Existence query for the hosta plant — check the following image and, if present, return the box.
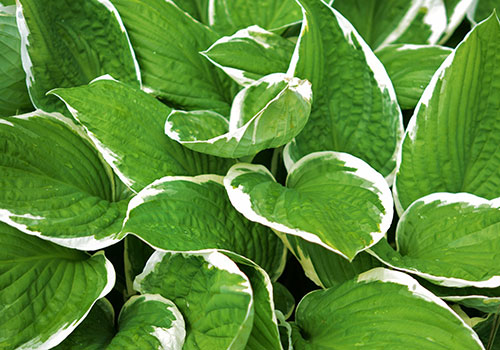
[1,0,500,349]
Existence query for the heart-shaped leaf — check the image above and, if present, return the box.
[0,111,128,250]
[224,151,393,261]
[394,14,500,213]
[16,0,140,113]
[0,223,115,350]
[286,0,403,179]
[165,73,312,159]
[370,192,500,288]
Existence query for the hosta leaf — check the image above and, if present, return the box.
[134,250,253,350]
[272,282,294,320]
[281,234,382,288]
[0,7,32,117]
[394,14,500,212]
[333,0,446,49]
[165,73,312,159]
[172,0,209,24]
[54,295,186,350]
[112,0,236,115]
[443,0,476,40]
[209,0,302,36]
[224,151,393,261]
[468,0,500,23]
[286,0,403,179]
[291,268,484,349]
[474,315,500,350]
[124,235,153,298]
[16,0,140,113]
[51,77,234,193]
[202,25,295,86]
[0,223,115,350]
[122,175,286,281]
[276,311,292,350]
[369,193,500,288]
[0,111,128,250]
[376,44,452,109]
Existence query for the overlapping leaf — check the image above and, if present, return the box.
[0,111,128,250]
[376,44,452,109]
[121,175,287,280]
[286,0,403,179]
[291,268,484,349]
[225,151,393,261]
[16,0,139,113]
[394,14,500,212]
[468,0,499,23]
[202,25,295,86]
[442,0,476,41]
[134,250,253,350]
[165,73,312,158]
[52,77,234,193]
[369,193,500,288]
[0,223,115,350]
[112,0,236,115]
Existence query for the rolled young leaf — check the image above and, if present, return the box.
[286,0,404,180]
[291,268,485,349]
[165,73,312,158]
[121,174,287,281]
[201,25,295,86]
[394,14,500,213]
[16,0,140,113]
[369,193,500,288]
[134,250,254,350]
[112,0,236,115]
[52,77,235,193]
[376,44,452,109]
[0,111,128,250]
[0,223,115,350]
[441,0,476,42]
[224,151,394,261]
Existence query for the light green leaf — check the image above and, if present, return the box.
[54,295,186,350]
[122,175,286,281]
[134,250,254,350]
[376,44,452,109]
[202,25,295,86]
[165,73,312,159]
[16,0,140,113]
[112,0,236,115]
[468,0,500,23]
[51,77,234,193]
[291,268,484,350]
[0,7,32,117]
[0,111,128,250]
[224,151,393,261]
[272,282,295,320]
[286,0,403,179]
[333,0,447,50]
[369,193,500,288]
[0,223,115,350]
[281,233,382,288]
[172,0,209,24]
[394,14,500,212]
[208,0,302,36]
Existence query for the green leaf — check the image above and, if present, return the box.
[54,295,186,350]
[172,0,209,24]
[291,268,484,349]
[442,0,476,41]
[202,25,295,86]
[111,0,236,115]
[376,44,452,109]
[0,223,115,350]
[394,14,500,212]
[281,234,382,288]
[474,314,500,350]
[0,111,128,250]
[53,299,116,350]
[124,235,153,298]
[122,175,286,281]
[16,0,140,113]
[0,7,32,117]
[286,0,403,179]
[333,0,447,49]
[468,0,500,23]
[165,73,312,159]
[369,193,500,288]
[51,77,234,193]
[272,282,295,320]
[134,250,254,350]
[224,151,393,261]
[208,0,302,36]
